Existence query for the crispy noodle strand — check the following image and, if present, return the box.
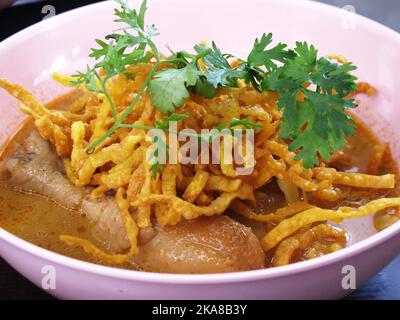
[231,199,314,222]
[272,224,346,266]
[261,197,400,251]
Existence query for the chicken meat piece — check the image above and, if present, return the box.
[136,215,266,273]
[0,130,129,252]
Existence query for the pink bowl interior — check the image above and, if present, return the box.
[0,0,399,287]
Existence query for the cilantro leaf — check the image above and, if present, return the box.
[114,0,141,30]
[279,42,317,83]
[312,58,357,96]
[93,37,145,77]
[148,63,202,113]
[247,33,295,71]
[70,65,102,92]
[261,41,358,168]
[193,76,217,98]
[137,0,147,30]
[194,42,245,88]
[86,0,158,82]
[283,96,355,168]
[89,39,110,60]
[203,68,243,88]
[194,42,230,69]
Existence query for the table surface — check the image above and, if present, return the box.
[0,0,399,300]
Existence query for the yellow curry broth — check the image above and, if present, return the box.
[0,90,398,269]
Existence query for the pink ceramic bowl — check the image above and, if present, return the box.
[0,0,399,300]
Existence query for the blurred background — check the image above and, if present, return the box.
[0,0,399,300]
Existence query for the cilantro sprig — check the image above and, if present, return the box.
[148,56,204,114]
[261,42,357,167]
[194,33,295,93]
[71,0,358,170]
[71,0,213,153]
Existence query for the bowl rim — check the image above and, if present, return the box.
[1,218,399,284]
[0,0,400,284]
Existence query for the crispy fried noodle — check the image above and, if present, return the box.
[1,74,399,266]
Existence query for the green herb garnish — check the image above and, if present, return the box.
[71,0,358,169]
[262,42,357,167]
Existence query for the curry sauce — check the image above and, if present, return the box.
[0,91,399,270]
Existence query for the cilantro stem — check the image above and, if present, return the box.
[193,48,212,62]
[97,74,118,122]
[86,61,161,153]
[119,61,161,122]
[85,48,214,154]
[119,124,155,130]
[86,123,117,153]
[177,51,196,59]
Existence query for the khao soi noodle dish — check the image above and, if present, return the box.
[0,0,399,273]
